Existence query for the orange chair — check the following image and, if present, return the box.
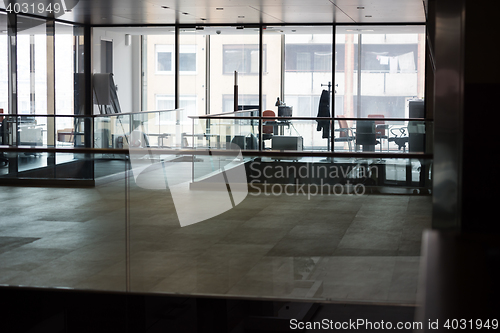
[368,114,388,151]
[263,110,276,140]
[334,115,355,151]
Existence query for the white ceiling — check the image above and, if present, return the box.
[1,0,426,25]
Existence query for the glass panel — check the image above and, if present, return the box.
[127,147,432,300]
[283,26,333,119]
[0,152,126,291]
[17,16,47,115]
[209,27,260,114]
[143,28,176,111]
[55,23,83,115]
[179,28,207,146]
[333,118,432,154]
[335,26,426,118]
[0,13,8,117]
[93,27,174,113]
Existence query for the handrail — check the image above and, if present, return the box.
[204,109,259,117]
[0,146,433,159]
[1,109,181,119]
[3,113,430,122]
[189,115,431,121]
[93,108,181,117]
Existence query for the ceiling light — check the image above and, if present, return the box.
[238,16,245,18]
[357,6,365,9]
[216,8,224,10]
[365,15,372,17]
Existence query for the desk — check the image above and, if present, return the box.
[263,120,290,136]
[182,132,221,149]
[147,133,172,148]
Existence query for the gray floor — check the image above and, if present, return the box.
[0,173,431,305]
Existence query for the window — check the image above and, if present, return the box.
[156,45,173,73]
[223,45,266,74]
[179,45,196,72]
[285,44,332,72]
[156,45,196,74]
[362,44,418,73]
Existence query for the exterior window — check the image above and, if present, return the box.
[223,45,265,74]
[286,44,332,72]
[179,45,196,73]
[156,45,196,74]
[156,45,173,73]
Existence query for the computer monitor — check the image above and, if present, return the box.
[278,106,292,117]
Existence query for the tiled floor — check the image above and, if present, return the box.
[0,170,431,305]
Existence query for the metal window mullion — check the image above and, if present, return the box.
[331,26,336,153]
[7,13,17,118]
[205,34,210,115]
[280,34,285,102]
[356,34,362,118]
[259,26,263,151]
[174,26,179,110]
[30,35,35,114]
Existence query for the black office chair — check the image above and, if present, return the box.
[388,127,409,152]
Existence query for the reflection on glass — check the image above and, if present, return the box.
[335,26,426,119]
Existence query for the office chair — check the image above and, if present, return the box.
[263,110,276,141]
[334,115,355,151]
[388,127,409,152]
[368,114,388,152]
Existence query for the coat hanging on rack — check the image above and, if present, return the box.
[316,90,330,139]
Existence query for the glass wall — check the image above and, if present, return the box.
[0,13,7,117]
[335,26,425,119]
[17,16,47,115]
[262,26,333,150]
[142,27,176,113]
[178,28,206,120]
[208,26,260,114]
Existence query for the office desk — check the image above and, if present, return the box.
[263,120,290,136]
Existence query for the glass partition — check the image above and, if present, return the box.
[208,26,261,114]
[55,22,85,115]
[0,13,8,117]
[1,145,432,303]
[335,26,426,119]
[122,148,432,301]
[0,21,432,306]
